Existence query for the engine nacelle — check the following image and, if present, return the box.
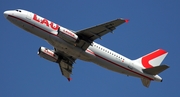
[57,27,78,42]
[37,47,59,62]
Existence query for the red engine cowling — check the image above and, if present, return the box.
[37,47,59,62]
[57,27,78,42]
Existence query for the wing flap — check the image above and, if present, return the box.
[54,48,75,79]
[143,65,169,75]
[59,64,71,78]
[59,60,73,78]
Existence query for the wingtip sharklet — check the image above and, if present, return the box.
[119,18,129,23]
[125,19,129,23]
[67,78,72,81]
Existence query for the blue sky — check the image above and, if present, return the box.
[1,0,180,97]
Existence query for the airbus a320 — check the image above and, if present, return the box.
[4,9,169,87]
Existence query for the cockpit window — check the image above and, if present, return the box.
[16,9,21,12]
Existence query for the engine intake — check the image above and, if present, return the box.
[38,47,59,62]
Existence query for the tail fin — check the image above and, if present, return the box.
[134,49,168,69]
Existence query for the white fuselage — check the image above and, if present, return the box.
[4,9,162,82]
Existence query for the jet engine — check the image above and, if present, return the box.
[37,47,59,62]
[57,27,79,43]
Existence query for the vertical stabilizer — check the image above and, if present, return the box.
[134,49,168,69]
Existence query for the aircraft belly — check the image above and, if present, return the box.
[7,16,24,29]
[91,55,141,78]
[8,15,51,41]
[30,27,49,40]
[92,57,124,74]
[47,35,95,61]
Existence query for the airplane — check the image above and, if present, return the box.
[4,9,169,87]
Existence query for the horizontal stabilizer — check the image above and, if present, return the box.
[141,78,151,88]
[143,65,169,75]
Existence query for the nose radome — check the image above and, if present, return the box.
[4,11,11,18]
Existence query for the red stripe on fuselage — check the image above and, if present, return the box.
[86,50,153,80]
[8,15,76,41]
[8,15,58,36]
[9,15,153,80]
[86,49,95,55]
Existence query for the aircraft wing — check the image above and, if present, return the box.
[55,49,76,81]
[75,18,128,50]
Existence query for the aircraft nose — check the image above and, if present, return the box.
[4,11,10,18]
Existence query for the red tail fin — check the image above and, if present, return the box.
[134,49,168,69]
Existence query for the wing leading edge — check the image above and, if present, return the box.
[75,18,128,50]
